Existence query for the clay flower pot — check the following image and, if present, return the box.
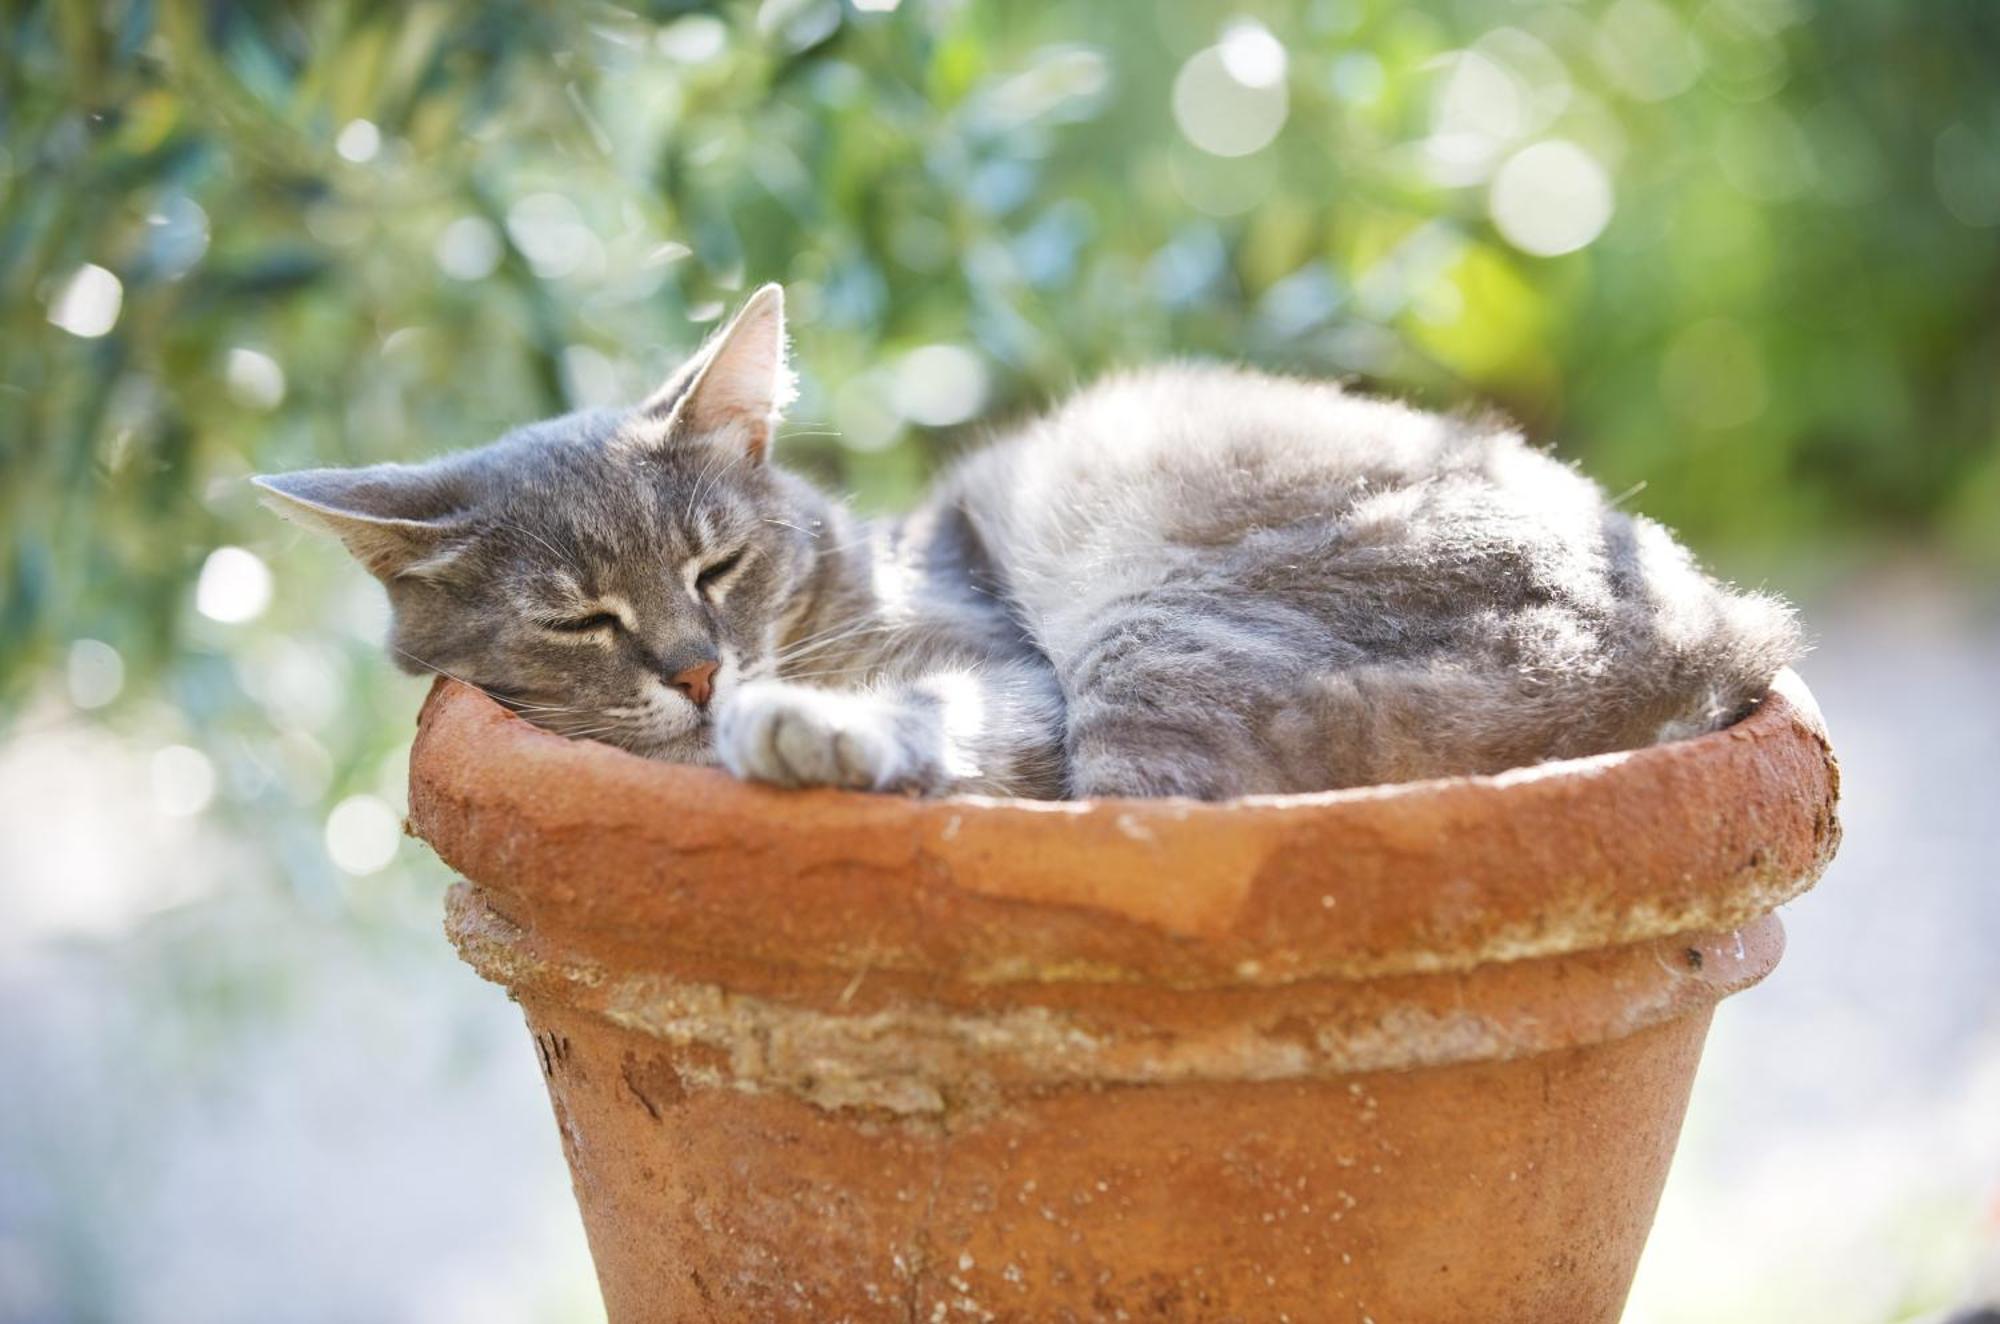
[408,669,1839,1324]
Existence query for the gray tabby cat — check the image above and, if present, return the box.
[255,285,1799,800]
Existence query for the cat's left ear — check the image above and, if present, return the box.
[643,283,795,463]
[251,462,474,582]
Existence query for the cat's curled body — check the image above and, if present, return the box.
[258,286,1799,800]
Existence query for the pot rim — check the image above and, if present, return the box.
[407,669,1839,985]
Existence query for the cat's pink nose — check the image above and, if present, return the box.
[672,659,719,708]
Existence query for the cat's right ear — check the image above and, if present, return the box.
[252,464,472,581]
[638,283,794,463]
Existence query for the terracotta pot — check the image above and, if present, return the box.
[408,670,1839,1324]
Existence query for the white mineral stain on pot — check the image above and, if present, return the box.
[1113,811,1155,842]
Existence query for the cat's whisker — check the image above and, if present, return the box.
[773,620,906,665]
[494,692,597,716]
[389,647,604,722]
[810,532,881,555]
[684,445,746,521]
[775,608,911,651]
[508,697,592,715]
[493,520,573,569]
[546,717,625,741]
[774,638,902,671]
[769,616,877,656]
[681,448,724,520]
[772,621,868,656]
[775,664,879,685]
[390,646,564,714]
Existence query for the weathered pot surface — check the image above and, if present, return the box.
[409,669,1839,1323]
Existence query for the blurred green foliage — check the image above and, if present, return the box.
[4,0,1998,739]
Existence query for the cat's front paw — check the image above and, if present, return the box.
[715,682,909,791]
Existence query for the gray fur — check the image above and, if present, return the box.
[257,286,1800,800]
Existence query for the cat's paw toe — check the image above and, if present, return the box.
[717,683,902,791]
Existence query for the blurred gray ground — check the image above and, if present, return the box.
[1,576,1996,1324]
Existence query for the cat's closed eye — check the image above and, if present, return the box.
[548,612,621,634]
[695,550,746,599]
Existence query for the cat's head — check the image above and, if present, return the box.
[254,284,824,760]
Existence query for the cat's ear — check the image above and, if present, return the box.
[252,464,474,581]
[642,283,795,462]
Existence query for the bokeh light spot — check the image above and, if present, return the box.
[66,639,124,710]
[1217,19,1287,88]
[196,547,274,624]
[1488,140,1614,257]
[1172,38,1289,158]
[1594,0,1701,103]
[657,14,728,62]
[145,193,211,279]
[435,217,503,281]
[47,264,122,338]
[1423,50,1527,186]
[225,348,287,410]
[335,119,381,163]
[893,346,989,427]
[325,794,400,876]
[505,193,599,280]
[832,372,903,453]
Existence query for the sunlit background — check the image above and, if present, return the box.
[3,2,1997,1321]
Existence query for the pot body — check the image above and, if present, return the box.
[512,990,1711,1324]
[412,673,1839,1324]
[450,883,1783,1324]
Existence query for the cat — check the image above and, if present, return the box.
[254,284,1800,800]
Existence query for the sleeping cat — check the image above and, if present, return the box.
[255,284,1799,800]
